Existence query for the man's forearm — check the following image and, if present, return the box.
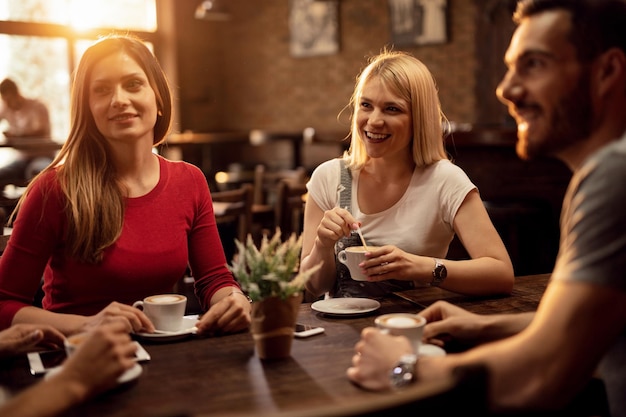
[480,312,534,343]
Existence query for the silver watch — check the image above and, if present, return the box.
[430,258,447,287]
[389,353,418,389]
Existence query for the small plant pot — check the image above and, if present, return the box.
[250,292,303,360]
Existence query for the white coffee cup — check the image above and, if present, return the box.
[132,294,187,332]
[375,313,427,354]
[64,332,89,357]
[337,245,380,281]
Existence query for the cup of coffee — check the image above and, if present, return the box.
[132,294,187,332]
[64,332,89,357]
[337,245,380,281]
[375,313,427,354]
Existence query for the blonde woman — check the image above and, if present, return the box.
[0,35,250,335]
[301,50,514,298]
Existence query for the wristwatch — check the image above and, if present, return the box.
[390,353,418,389]
[430,258,447,287]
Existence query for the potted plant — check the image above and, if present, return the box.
[229,229,322,360]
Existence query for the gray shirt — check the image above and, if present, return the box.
[553,132,626,417]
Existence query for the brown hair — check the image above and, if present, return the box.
[12,34,172,263]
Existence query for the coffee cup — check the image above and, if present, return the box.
[337,245,380,281]
[375,313,427,354]
[64,332,89,357]
[132,294,187,332]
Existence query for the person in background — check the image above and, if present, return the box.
[347,1,626,415]
[0,78,53,180]
[300,50,514,299]
[0,321,137,417]
[0,34,251,336]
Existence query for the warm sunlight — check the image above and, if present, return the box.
[0,0,156,32]
[0,0,156,141]
[66,0,157,32]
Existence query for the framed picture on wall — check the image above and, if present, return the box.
[388,0,448,46]
[289,0,339,58]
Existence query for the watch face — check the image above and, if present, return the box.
[390,354,417,388]
[436,263,447,279]
[431,260,447,286]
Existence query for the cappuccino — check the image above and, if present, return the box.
[379,315,423,329]
[64,332,88,356]
[145,294,186,304]
[375,313,426,354]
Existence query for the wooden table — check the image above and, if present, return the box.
[0,274,550,417]
[394,273,550,315]
[0,138,62,156]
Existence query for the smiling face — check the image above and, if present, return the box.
[88,51,158,147]
[354,77,412,161]
[496,10,593,161]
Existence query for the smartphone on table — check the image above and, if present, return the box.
[27,341,151,376]
[294,323,324,338]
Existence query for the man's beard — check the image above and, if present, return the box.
[516,72,593,161]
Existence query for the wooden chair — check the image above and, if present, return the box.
[252,164,307,239]
[0,177,28,220]
[0,234,8,255]
[211,182,254,244]
[274,178,308,241]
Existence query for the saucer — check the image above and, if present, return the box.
[45,362,142,385]
[311,298,381,316]
[419,343,446,357]
[135,316,198,342]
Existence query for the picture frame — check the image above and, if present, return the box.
[289,0,340,58]
[388,0,448,46]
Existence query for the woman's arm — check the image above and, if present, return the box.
[362,191,514,296]
[300,200,356,297]
[12,303,153,336]
[443,190,515,295]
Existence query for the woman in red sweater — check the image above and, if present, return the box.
[0,34,250,336]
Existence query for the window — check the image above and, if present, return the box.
[0,0,157,141]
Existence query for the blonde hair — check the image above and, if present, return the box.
[11,34,172,263]
[343,50,447,170]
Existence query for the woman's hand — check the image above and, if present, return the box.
[0,324,65,358]
[315,207,359,249]
[360,245,426,283]
[196,289,251,336]
[347,327,414,391]
[84,302,154,335]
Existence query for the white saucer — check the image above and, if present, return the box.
[419,343,446,357]
[311,298,381,316]
[45,362,142,385]
[135,316,198,342]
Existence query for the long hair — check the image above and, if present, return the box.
[514,0,626,62]
[343,50,448,171]
[11,34,172,263]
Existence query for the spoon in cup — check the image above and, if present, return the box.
[344,206,369,251]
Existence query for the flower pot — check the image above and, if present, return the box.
[250,292,303,360]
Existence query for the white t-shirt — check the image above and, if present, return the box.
[307,158,477,259]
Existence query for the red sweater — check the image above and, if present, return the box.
[0,156,238,328]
